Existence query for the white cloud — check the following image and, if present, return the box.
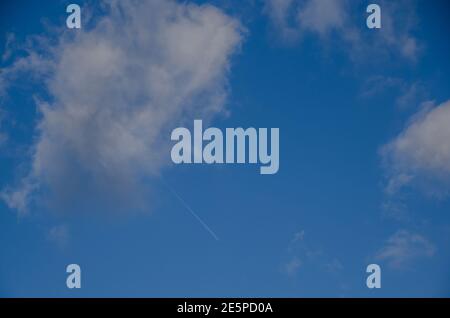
[381,199,409,222]
[0,0,245,214]
[263,0,299,41]
[47,224,69,248]
[381,100,450,196]
[284,257,302,276]
[375,0,420,61]
[264,0,348,41]
[1,180,36,215]
[375,230,435,268]
[0,108,7,146]
[290,230,305,245]
[297,0,347,36]
[324,258,344,273]
[283,230,343,276]
[2,33,16,62]
[264,0,293,28]
[395,82,427,109]
[264,0,420,61]
[361,76,426,110]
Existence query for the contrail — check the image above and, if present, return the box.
[160,177,219,241]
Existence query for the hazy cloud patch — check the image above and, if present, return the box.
[264,0,420,61]
[375,230,435,268]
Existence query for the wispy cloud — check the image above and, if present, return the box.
[395,82,428,110]
[375,230,435,268]
[361,76,427,110]
[264,0,420,61]
[47,224,69,249]
[284,257,302,276]
[283,230,344,277]
[0,108,7,147]
[264,0,349,42]
[297,0,348,36]
[1,33,16,62]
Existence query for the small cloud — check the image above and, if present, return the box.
[284,257,302,276]
[360,76,427,110]
[47,224,69,248]
[395,82,427,109]
[264,0,351,42]
[297,0,347,36]
[290,230,305,244]
[325,258,344,273]
[375,230,435,269]
[0,108,7,146]
[360,75,404,98]
[381,199,410,222]
[283,230,344,277]
[263,0,299,42]
[0,180,36,216]
[384,173,414,196]
[287,229,308,253]
[2,33,16,62]
[402,37,418,59]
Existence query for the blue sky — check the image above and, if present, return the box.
[1,0,450,297]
